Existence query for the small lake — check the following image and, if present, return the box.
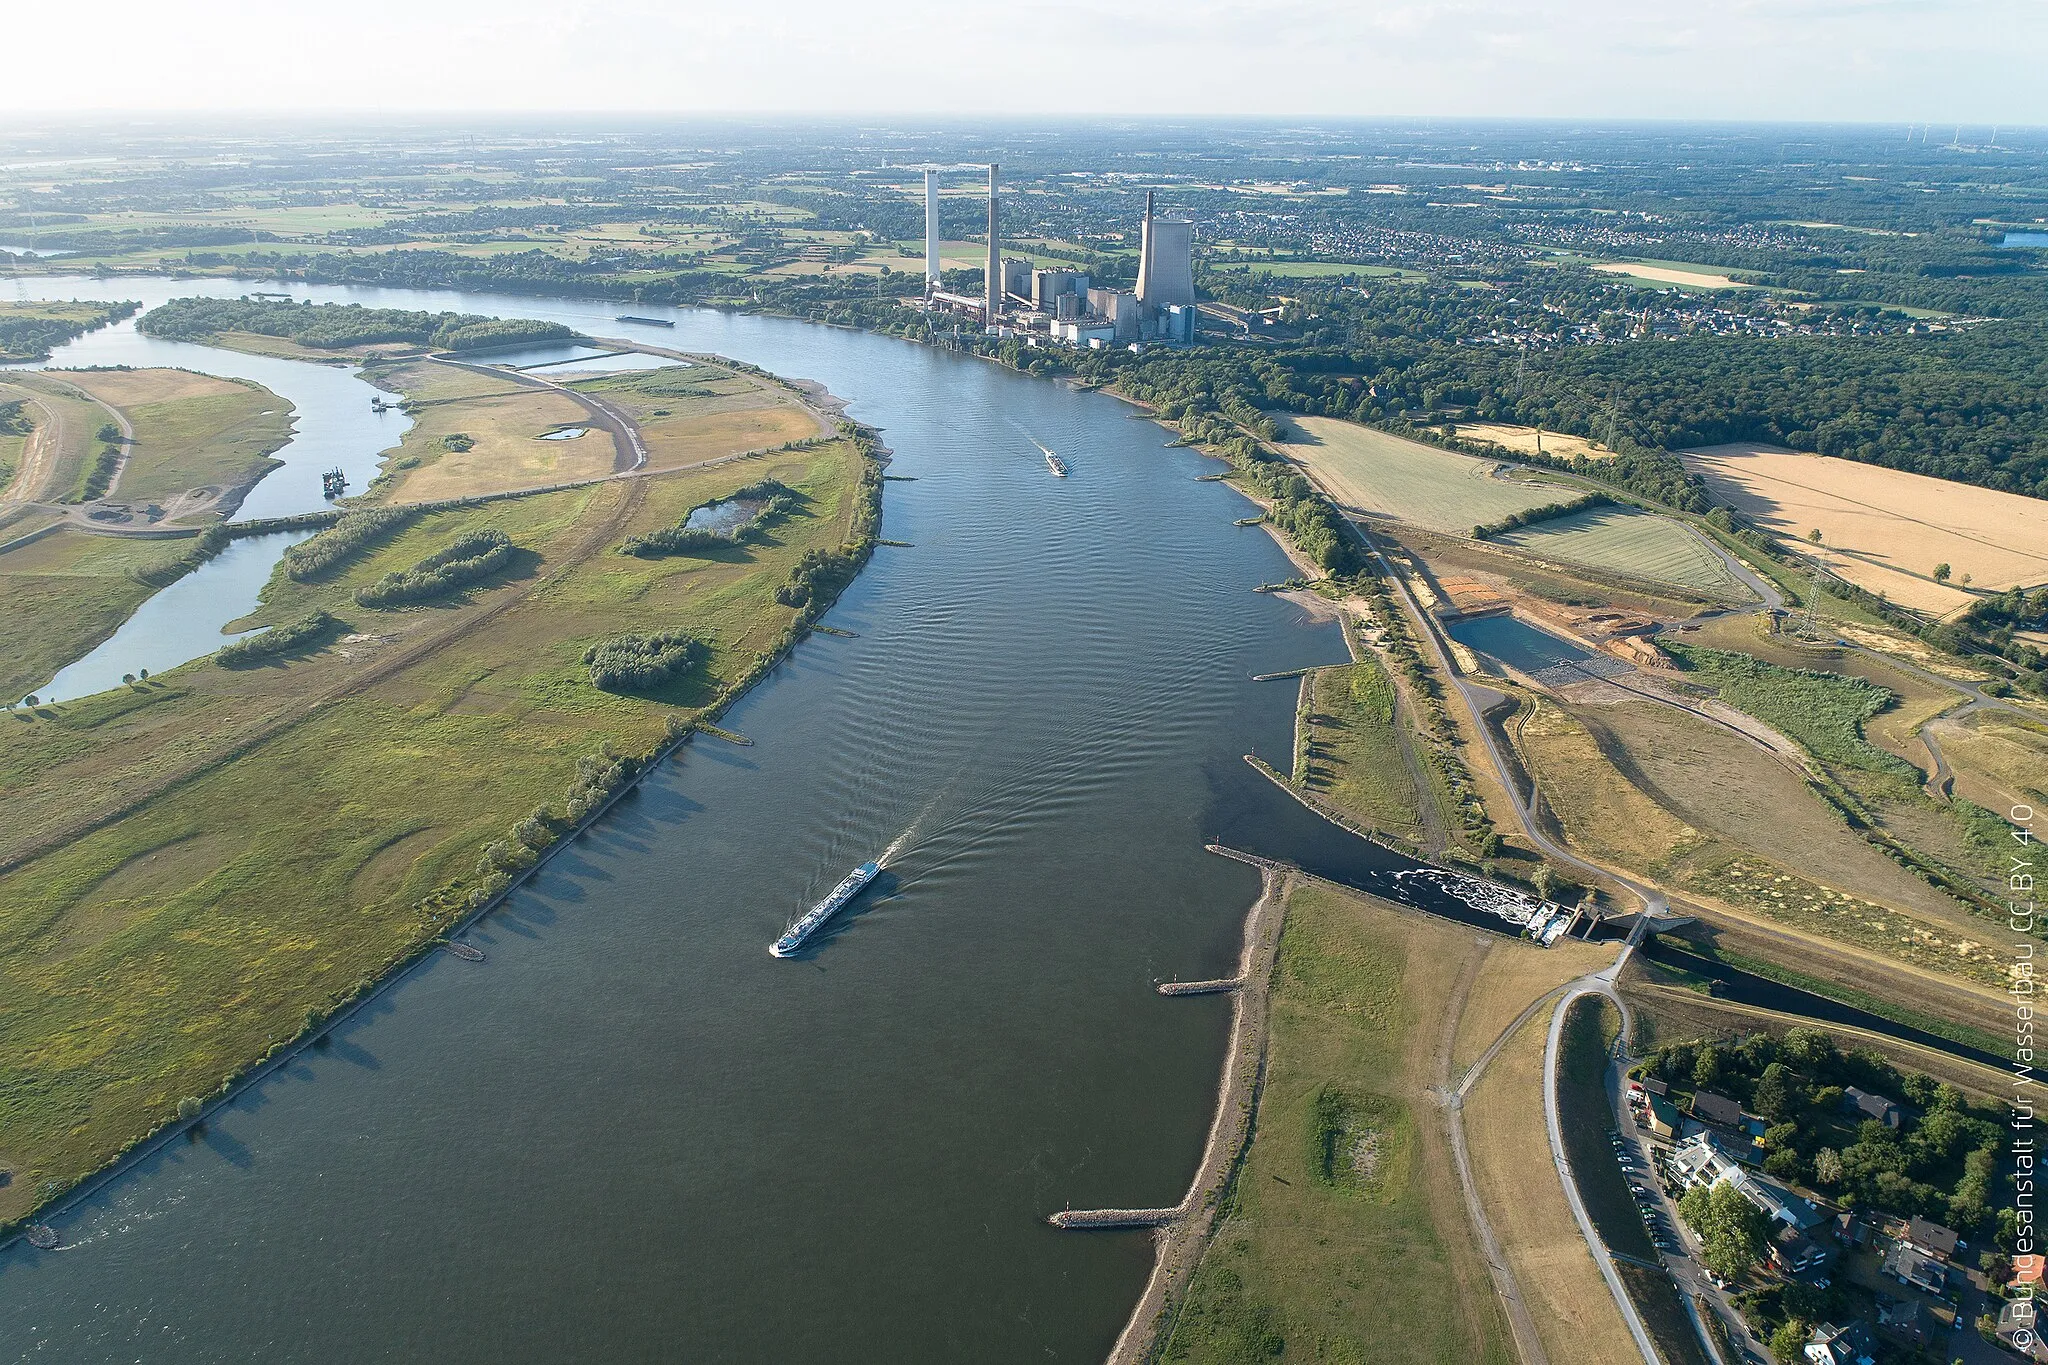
[683,497,760,534]
[1445,612,1595,675]
[2000,231,2048,248]
[536,426,589,441]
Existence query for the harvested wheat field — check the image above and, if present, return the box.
[1454,420,1611,460]
[1591,261,1751,290]
[1496,506,1747,597]
[1684,442,2048,614]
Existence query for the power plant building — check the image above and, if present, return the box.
[1136,191,1196,313]
[984,164,1002,325]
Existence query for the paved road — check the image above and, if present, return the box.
[1687,525,1784,611]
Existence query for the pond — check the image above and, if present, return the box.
[1445,612,1596,676]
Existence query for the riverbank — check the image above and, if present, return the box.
[1102,863,1288,1364]
[0,365,881,1233]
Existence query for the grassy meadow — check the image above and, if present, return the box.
[0,437,870,1225]
[572,365,824,472]
[1274,414,1572,532]
[1295,660,1427,844]
[62,368,295,504]
[363,359,598,500]
[0,529,195,701]
[1161,883,1513,1365]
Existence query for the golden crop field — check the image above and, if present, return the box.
[1683,442,2048,614]
[1274,415,1571,531]
[1453,420,1611,461]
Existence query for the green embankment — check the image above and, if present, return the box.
[1161,883,1513,1365]
[1295,660,1426,841]
[0,437,875,1227]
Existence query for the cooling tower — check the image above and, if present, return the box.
[1136,191,1196,312]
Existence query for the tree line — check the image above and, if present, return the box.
[140,297,577,353]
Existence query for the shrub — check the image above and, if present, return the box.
[282,506,420,581]
[356,528,514,607]
[215,610,337,667]
[584,630,703,693]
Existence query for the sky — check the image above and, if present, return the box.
[4,0,2043,126]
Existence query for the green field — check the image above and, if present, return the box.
[1275,415,1576,532]
[1162,883,1514,1365]
[0,528,195,700]
[0,438,871,1225]
[70,371,296,504]
[1496,507,1747,596]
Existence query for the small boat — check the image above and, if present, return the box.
[444,941,485,962]
[24,1224,59,1250]
[1045,450,1068,477]
[616,316,675,328]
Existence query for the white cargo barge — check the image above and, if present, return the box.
[771,861,881,957]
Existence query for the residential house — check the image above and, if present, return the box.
[1691,1090,1746,1129]
[1645,1095,1680,1139]
[1669,1134,1824,1230]
[1833,1212,1872,1248]
[1905,1216,1961,1261]
[1998,1298,2048,1362]
[1844,1087,1903,1128]
[1804,1320,1877,1365]
[1771,1225,1831,1274]
[1874,1296,1928,1348]
[1881,1241,1949,1296]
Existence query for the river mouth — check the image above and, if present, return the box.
[0,274,1442,1362]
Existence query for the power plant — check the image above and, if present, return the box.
[916,167,1199,348]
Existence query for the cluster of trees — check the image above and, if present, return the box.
[775,547,862,611]
[1677,1181,1773,1283]
[1931,586,2048,682]
[1472,491,1612,539]
[215,611,337,668]
[617,479,797,558]
[0,301,138,362]
[470,745,643,905]
[0,400,28,437]
[139,297,577,353]
[282,506,420,581]
[1645,1029,2004,1232]
[354,528,514,607]
[583,630,702,693]
[76,442,121,501]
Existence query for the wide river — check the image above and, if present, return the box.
[1,276,1487,1362]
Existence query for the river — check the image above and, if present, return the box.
[0,274,1457,1362]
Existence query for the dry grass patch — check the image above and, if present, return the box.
[1449,933,1619,1078]
[1684,442,2048,615]
[1463,1010,1641,1365]
[57,368,243,407]
[1514,696,1703,870]
[1591,261,1750,289]
[367,360,604,500]
[1455,420,1612,460]
[1930,711,2048,814]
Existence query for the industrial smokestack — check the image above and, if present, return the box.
[924,169,940,290]
[985,164,1001,326]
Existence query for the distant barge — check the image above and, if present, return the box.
[771,861,880,957]
[616,316,675,328]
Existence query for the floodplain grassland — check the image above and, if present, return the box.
[1683,441,2048,615]
[0,529,195,701]
[363,360,602,500]
[1928,710,2048,814]
[571,364,825,471]
[0,436,870,1226]
[1295,660,1426,843]
[1161,883,1513,1365]
[1462,1005,1641,1365]
[58,368,295,506]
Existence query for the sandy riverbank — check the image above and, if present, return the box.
[1104,865,1289,1365]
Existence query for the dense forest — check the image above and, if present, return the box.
[0,300,138,362]
[139,297,577,352]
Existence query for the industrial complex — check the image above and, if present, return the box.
[921,168,1199,348]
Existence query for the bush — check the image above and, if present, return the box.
[215,610,337,667]
[282,506,420,581]
[1473,492,1613,539]
[776,547,862,610]
[356,528,514,607]
[584,630,703,693]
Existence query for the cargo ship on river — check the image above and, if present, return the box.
[771,861,881,957]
